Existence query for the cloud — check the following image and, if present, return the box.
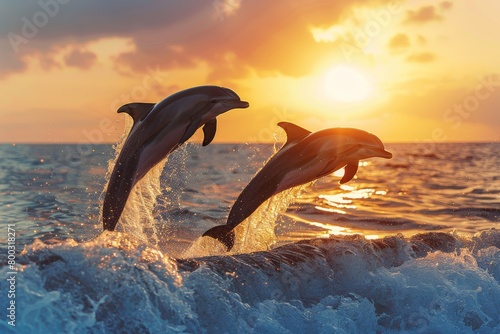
[64,49,97,69]
[0,0,393,79]
[213,0,243,19]
[0,0,214,77]
[406,52,435,63]
[310,25,346,43]
[416,35,427,46]
[112,1,357,79]
[404,6,442,24]
[440,1,453,10]
[387,33,410,50]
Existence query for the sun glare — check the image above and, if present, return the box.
[322,65,372,102]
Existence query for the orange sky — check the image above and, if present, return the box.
[1,0,499,144]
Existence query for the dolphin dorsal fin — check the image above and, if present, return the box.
[277,122,311,146]
[117,103,155,124]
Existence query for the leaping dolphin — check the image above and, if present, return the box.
[202,122,392,250]
[103,85,249,231]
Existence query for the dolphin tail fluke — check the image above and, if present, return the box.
[202,225,236,251]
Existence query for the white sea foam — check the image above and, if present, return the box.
[2,230,498,333]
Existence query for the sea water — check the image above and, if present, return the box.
[0,141,499,333]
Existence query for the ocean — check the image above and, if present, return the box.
[0,141,499,333]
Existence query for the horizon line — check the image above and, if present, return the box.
[0,140,498,146]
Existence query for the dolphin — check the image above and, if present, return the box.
[202,122,392,250]
[102,85,249,231]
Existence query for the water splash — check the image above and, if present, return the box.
[118,162,164,245]
[229,134,314,254]
[232,183,312,254]
[182,140,313,257]
[99,117,165,246]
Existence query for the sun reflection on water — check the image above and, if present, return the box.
[333,169,345,178]
[318,186,376,210]
[297,178,390,240]
[314,206,346,214]
[306,221,380,240]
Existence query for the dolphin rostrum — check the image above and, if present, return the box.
[202,122,392,250]
[103,86,249,231]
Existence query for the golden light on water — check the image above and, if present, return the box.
[299,181,390,240]
[306,221,380,240]
[319,194,356,209]
[318,187,376,211]
[315,206,346,215]
[333,162,371,181]
[339,184,355,191]
[307,221,353,235]
[333,169,345,178]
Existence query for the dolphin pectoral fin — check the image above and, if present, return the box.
[277,122,312,146]
[117,103,155,124]
[179,116,203,144]
[202,119,217,146]
[340,161,359,184]
[202,224,236,251]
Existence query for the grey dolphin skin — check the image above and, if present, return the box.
[103,85,249,231]
[203,122,392,250]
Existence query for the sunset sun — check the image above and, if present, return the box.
[322,65,372,102]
